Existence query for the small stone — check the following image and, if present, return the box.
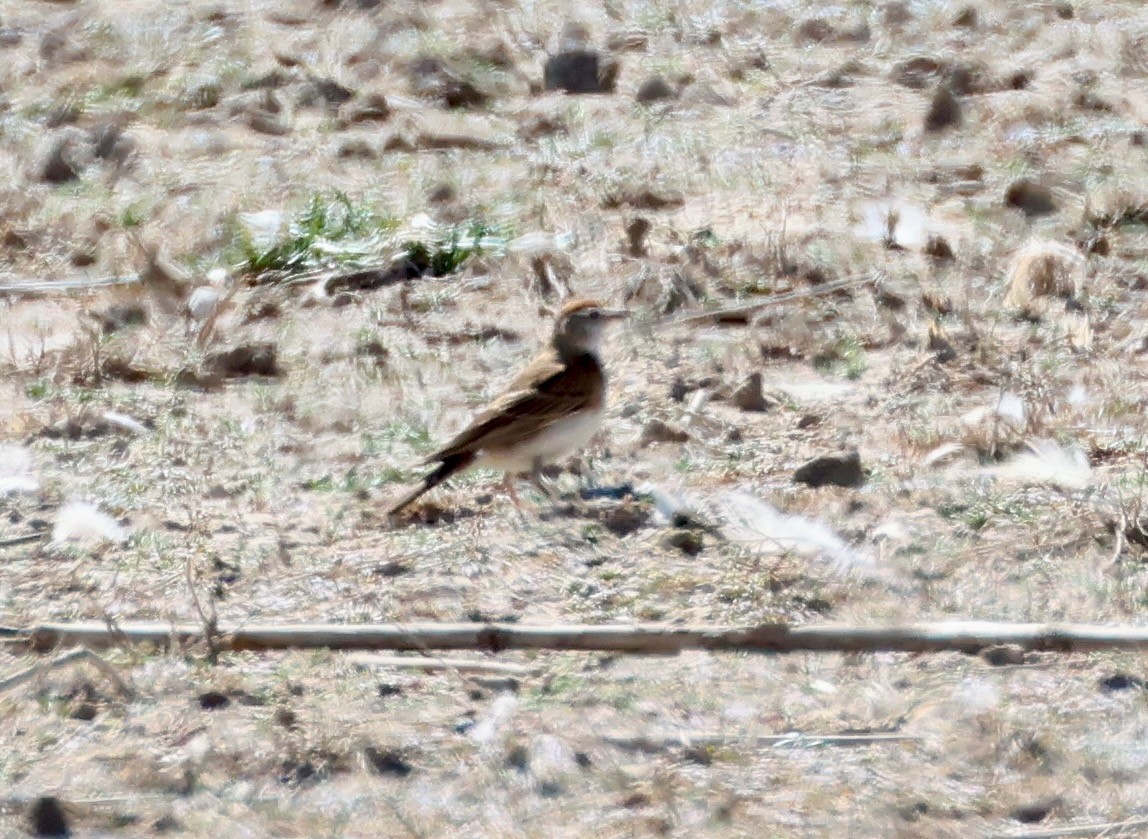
[953,6,977,27]
[732,372,773,412]
[1011,796,1062,824]
[246,109,290,136]
[543,48,619,94]
[1098,673,1146,692]
[924,83,960,132]
[1005,179,1057,217]
[409,57,489,109]
[892,56,945,90]
[663,528,703,556]
[639,418,689,446]
[635,75,676,104]
[274,707,298,728]
[625,216,651,257]
[69,700,98,721]
[794,450,865,488]
[981,644,1025,666]
[207,343,281,377]
[297,77,354,110]
[28,796,69,838]
[364,746,413,776]
[337,90,391,124]
[793,17,835,43]
[198,690,230,710]
[38,128,91,183]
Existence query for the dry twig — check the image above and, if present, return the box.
[0,647,135,697]
[8,620,1148,656]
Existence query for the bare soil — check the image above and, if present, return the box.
[4,0,1148,836]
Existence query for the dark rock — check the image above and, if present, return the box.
[198,691,230,710]
[639,419,689,446]
[663,529,703,555]
[982,645,1026,666]
[1011,796,1062,824]
[89,123,136,166]
[635,75,676,104]
[793,18,835,43]
[364,746,413,776]
[732,372,774,412]
[953,6,977,27]
[28,796,70,838]
[1099,673,1146,692]
[543,48,619,94]
[794,450,865,488]
[207,343,281,377]
[338,90,391,124]
[892,56,945,89]
[1005,178,1057,217]
[409,57,489,109]
[625,216,651,257]
[924,83,960,132]
[69,700,98,721]
[298,77,354,110]
[38,128,91,183]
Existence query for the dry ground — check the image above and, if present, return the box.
[4,0,1148,836]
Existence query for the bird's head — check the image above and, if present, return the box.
[552,298,629,357]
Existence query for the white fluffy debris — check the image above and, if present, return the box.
[469,693,518,748]
[857,200,931,250]
[237,210,287,250]
[187,286,224,322]
[990,438,1091,490]
[960,391,1026,431]
[102,411,150,436]
[922,442,966,469]
[506,230,577,254]
[51,501,129,547]
[715,491,870,573]
[529,734,578,791]
[0,446,39,496]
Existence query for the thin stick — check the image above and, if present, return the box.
[668,274,872,326]
[601,731,920,751]
[0,275,140,295]
[9,620,1148,656]
[0,533,44,548]
[346,654,536,676]
[989,818,1148,839]
[0,647,135,697]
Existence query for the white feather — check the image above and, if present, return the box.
[51,501,129,547]
[0,446,39,496]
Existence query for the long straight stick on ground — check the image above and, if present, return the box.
[5,620,1148,655]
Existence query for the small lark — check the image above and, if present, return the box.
[386,298,628,518]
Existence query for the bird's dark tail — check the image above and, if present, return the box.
[385,453,474,518]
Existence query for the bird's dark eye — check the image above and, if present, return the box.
[588,309,600,320]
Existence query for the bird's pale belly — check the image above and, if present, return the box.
[477,408,604,472]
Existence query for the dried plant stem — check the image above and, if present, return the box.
[8,620,1148,656]
[601,731,920,751]
[0,646,135,697]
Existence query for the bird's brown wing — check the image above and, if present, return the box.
[425,351,603,463]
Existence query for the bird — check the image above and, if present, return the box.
[386,298,628,519]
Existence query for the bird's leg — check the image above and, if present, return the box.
[502,473,524,510]
[528,458,556,499]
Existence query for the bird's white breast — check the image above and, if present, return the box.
[477,408,604,472]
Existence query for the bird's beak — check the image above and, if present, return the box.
[600,308,630,321]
